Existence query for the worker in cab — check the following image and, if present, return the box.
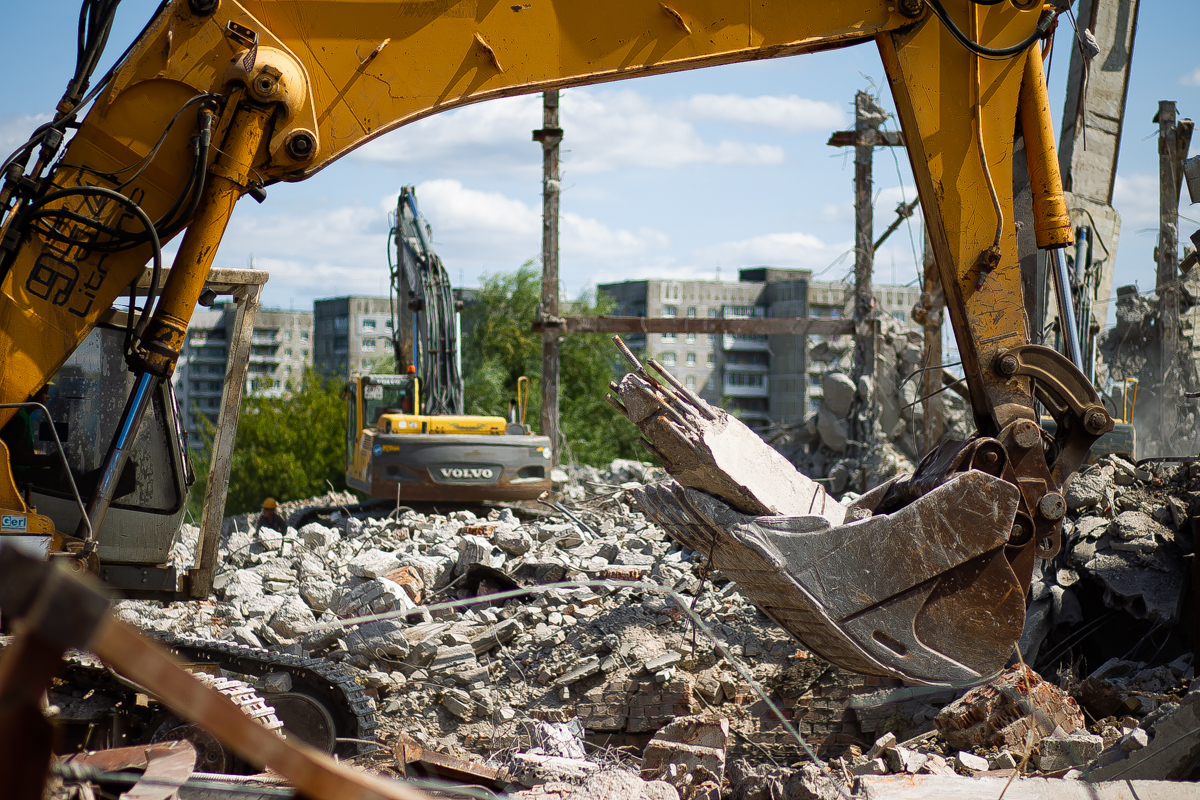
[257,497,286,534]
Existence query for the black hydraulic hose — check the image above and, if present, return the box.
[926,0,1054,60]
[114,94,220,190]
[28,185,161,338]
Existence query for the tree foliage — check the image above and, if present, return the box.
[189,370,347,517]
[463,262,645,466]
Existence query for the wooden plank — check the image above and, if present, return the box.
[537,90,561,465]
[860,775,1200,800]
[188,281,263,598]
[547,316,853,336]
[827,129,904,147]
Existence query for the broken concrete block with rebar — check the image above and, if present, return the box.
[607,367,845,523]
[934,665,1085,751]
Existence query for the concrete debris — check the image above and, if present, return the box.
[107,452,1199,794]
[770,314,964,498]
[1037,730,1104,771]
[510,769,679,800]
[641,716,728,800]
[1086,691,1200,781]
[725,761,844,800]
[934,665,1085,750]
[953,750,988,773]
[860,774,1200,799]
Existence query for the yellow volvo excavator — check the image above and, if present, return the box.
[344,187,553,503]
[0,0,1112,689]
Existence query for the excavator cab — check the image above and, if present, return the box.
[28,323,192,572]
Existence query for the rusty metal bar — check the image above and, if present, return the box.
[539,316,853,336]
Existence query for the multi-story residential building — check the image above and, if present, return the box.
[174,305,314,446]
[313,296,394,378]
[600,270,921,429]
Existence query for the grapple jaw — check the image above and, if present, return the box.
[636,472,1025,687]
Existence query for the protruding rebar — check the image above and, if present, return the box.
[645,357,718,421]
[612,335,642,370]
[604,393,628,415]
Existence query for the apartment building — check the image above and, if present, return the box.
[174,305,314,446]
[600,270,921,429]
[313,296,394,378]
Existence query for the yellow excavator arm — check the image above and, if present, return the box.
[0,0,1110,681]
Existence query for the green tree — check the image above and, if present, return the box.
[463,262,646,466]
[188,369,349,517]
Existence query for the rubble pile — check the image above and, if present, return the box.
[103,451,1200,794]
[117,461,886,782]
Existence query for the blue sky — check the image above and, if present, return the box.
[2,1,1198,313]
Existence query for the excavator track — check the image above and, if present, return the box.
[159,633,378,757]
[7,632,378,759]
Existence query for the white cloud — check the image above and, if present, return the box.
[1180,67,1200,88]
[355,96,541,177]
[562,90,784,174]
[1113,172,1162,230]
[691,231,850,272]
[680,94,844,133]
[212,180,669,305]
[0,113,51,156]
[416,178,539,238]
[355,87,806,176]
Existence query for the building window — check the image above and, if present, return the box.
[662,333,676,342]
[284,365,292,376]
[687,307,696,318]
[663,305,678,318]
[301,331,309,341]
[686,352,696,366]
[362,339,376,351]
[685,375,696,389]
[285,330,292,341]
[302,349,309,358]
[385,319,394,329]
[830,308,840,319]
[285,348,293,357]
[362,319,376,331]
[686,333,696,344]
[334,318,348,332]
[893,311,906,321]
[707,353,714,366]
[662,352,676,366]
[727,372,765,387]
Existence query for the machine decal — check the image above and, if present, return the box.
[1,514,28,532]
[437,467,496,481]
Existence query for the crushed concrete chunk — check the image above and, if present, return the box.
[953,750,988,773]
[1081,549,1186,622]
[350,548,402,579]
[1038,730,1103,771]
[642,716,729,797]
[344,618,410,659]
